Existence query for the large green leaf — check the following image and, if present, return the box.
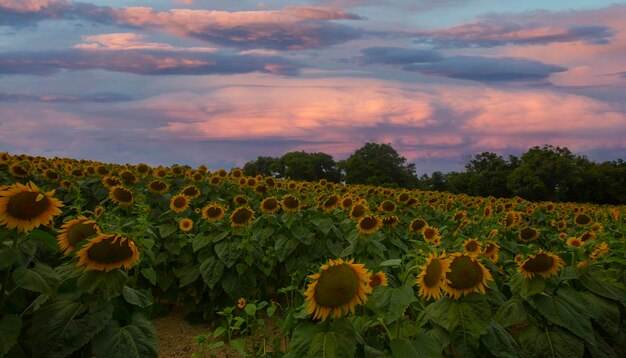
[140,267,157,286]
[586,331,619,358]
[31,297,113,358]
[275,234,298,262]
[494,299,526,327]
[521,276,546,298]
[577,291,621,336]
[427,294,491,339]
[214,239,241,268]
[0,247,19,270]
[372,284,417,324]
[311,217,334,235]
[77,269,127,297]
[580,272,624,302]
[481,321,524,358]
[28,229,58,251]
[92,312,158,358]
[0,315,21,357]
[199,256,225,289]
[174,265,200,287]
[533,293,595,345]
[291,225,314,245]
[285,321,323,358]
[390,333,441,358]
[12,263,60,296]
[307,319,356,358]
[192,231,229,252]
[532,328,584,358]
[122,286,153,308]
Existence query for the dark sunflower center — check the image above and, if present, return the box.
[113,188,133,203]
[67,222,98,246]
[262,199,278,210]
[398,193,409,202]
[173,197,187,208]
[283,196,299,209]
[205,207,223,218]
[506,213,516,226]
[106,178,121,187]
[121,172,136,183]
[12,165,28,176]
[150,181,167,191]
[232,208,252,223]
[183,187,199,196]
[314,264,361,308]
[7,192,51,220]
[485,243,496,254]
[424,228,436,240]
[323,196,339,208]
[411,219,426,231]
[211,177,220,184]
[465,240,479,252]
[520,228,537,240]
[447,256,484,290]
[381,201,395,211]
[423,259,443,287]
[359,216,378,230]
[342,198,353,208]
[370,275,382,287]
[235,197,248,205]
[575,214,591,225]
[87,236,134,264]
[522,253,554,273]
[351,205,365,218]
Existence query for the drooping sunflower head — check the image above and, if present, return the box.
[76,233,139,272]
[108,186,133,206]
[580,231,596,242]
[379,200,396,213]
[409,218,427,232]
[484,242,500,262]
[119,170,137,185]
[504,211,521,229]
[147,179,169,194]
[444,253,493,300]
[340,196,353,210]
[94,205,104,218]
[0,181,64,232]
[169,194,190,213]
[518,250,565,279]
[180,185,201,200]
[233,195,250,207]
[416,251,450,300]
[369,271,388,288]
[8,163,29,178]
[589,242,609,261]
[381,215,400,228]
[102,176,122,189]
[260,197,280,213]
[202,203,226,223]
[356,215,381,235]
[281,195,300,212]
[462,239,482,256]
[574,213,592,226]
[349,203,367,220]
[95,165,110,176]
[135,163,151,176]
[57,215,100,255]
[230,207,255,228]
[305,258,371,320]
[179,218,193,232]
[518,227,540,243]
[321,195,340,212]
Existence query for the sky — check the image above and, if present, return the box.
[1,0,626,174]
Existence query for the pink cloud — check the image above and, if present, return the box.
[74,33,216,52]
[0,0,58,12]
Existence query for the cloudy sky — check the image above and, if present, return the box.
[1,0,625,174]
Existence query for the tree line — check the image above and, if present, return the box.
[243,143,626,205]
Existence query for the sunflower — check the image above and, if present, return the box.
[233,195,250,207]
[396,192,410,204]
[179,218,193,232]
[356,215,381,235]
[57,216,100,255]
[518,227,540,243]
[75,233,139,272]
[545,203,555,212]
[260,197,280,213]
[94,205,104,218]
[340,196,353,210]
[574,213,592,226]
[60,179,73,190]
[409,218,428,232]
[0,152,10,164]
[484,242,500,262]
[153,168,168,178]
[281,195,300,212]
[444,253,493,300]
[416,252,450,300]
[349,203,367,220]
[518,250,565,279]
[0,182,63,232]
[580,231,596,242]
[202,204,226,223]
[95,165,110,176]
[369,271,388,288]
[264,177,275,187]
[230,207,255,228]
[119,170,137,185]
[147,180,169,194]
[135,163,151,176]
[422,226,441,244]
[305,258,371,320]
[321,195,340,212]
[180,185,201,200]
[379,200,396,213]
[503,211,522,229]
[237,298,246,309]
[462,239,482,256]
[381,215,400,228]
[102,176,122,189]
[8,163,29,178]
[589,242,609,261]
[42,169,60,181]
[169,194,190,213]
[566,237,583,248]
[230,168,243,179]
[109,186,134,206]
[254,184,268,195]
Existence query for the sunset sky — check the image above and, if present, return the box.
[1,0,625,174]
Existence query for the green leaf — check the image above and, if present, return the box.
[0,247,19,270]
[533,293,595,345]
[0,315,21,357]
[372,284,417,324]
[307,319,356,358]
[140,267,157,286]
[31,297,113,358]
[122,286,153,308]
[285,321,323,358]
[378,259,402,267]
[158,224,177,238]
[558,266,580,281]
[244,303,256,316]
[480,321,524,358]
[390,338,420,358]
[586,331,619,358]
[230,338,247,357]
[28,229,58,251]
[578,291,620,335]
[390,333,441,358]
[175,266,200,287]
[214,239,241,268]
[521,276,546,298]
[275,234,298,262]
[199,256,225,289]
[580,272,623,302]
[427,294,491,338]
[12,263,59,296]
[92,312,158,358]
[193,231,229,252]
[311,217,334,235]
[77,269,127,297]
[494,299,527,327]
[532,328,584,358]
[291,225,313,245]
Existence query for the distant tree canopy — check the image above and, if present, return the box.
[242,143,626,205]
[340,143,417,188]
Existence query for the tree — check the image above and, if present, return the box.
[242,156,281,177]
[280,151,342,182]
[341,143,417,187]
[463,152,516,197]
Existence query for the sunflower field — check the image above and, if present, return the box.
[0,152,625,358]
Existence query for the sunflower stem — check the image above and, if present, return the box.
[0,232,20,313]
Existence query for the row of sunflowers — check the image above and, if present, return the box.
[0,151,624,357]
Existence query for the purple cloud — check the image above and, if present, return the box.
[403,55,566,82]
[357,47,443,65]
[0,92,133,103]
[0,48,301,76]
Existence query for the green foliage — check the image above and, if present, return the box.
[342,142,417,187]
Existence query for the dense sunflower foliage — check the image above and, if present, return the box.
[0,151,625,358]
